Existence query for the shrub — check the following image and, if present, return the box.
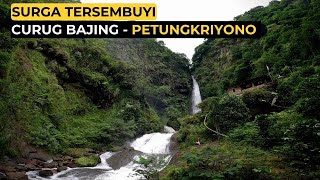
[206,95,250,134]
[256,112,320,175]
[293,75,320,118]
[228,122,263,146]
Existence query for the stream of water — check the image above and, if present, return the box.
[27,126,175,180]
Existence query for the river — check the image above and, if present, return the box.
[27,126,175,180]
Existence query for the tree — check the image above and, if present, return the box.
[207,95,250,134]
[134,154,170,180]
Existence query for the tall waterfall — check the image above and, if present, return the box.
[191,76,202,114]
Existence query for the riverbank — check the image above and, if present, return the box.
[0,146,101,180]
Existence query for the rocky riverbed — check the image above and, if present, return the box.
[0,146,99,180]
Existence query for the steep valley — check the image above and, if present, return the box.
[1,0,320,179]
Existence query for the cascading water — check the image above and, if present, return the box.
[163,126,176,133]
[27,127,175,180]
[191,76,202,114]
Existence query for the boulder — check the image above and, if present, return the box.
[43,161,58,168]
[24,163,38,171]
[38,170,53,177]
[106,149,143,170]
[66,162,77,168]
[57,166,68,172]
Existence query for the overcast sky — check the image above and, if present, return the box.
[81,0,273,59]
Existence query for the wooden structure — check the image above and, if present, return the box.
[227,75,272,95]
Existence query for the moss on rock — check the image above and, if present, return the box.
[75,155,100,167]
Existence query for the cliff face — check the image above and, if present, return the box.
[105,39,191,126]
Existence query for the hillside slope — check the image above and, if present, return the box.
[0,2,191,161]
[163,0,320,179]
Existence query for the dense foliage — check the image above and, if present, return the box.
[0,1,191,157]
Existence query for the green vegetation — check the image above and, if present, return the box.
[134,155,170,180]
[164,0,320,179]
[164,141,296,180]
[75,155,100,167]
[0,1,190,158]
[1,0,319,179]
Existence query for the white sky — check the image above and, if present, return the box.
[81,0,273,59]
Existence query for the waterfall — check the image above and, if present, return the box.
[130,132,173,154]
[27,127,175,180]
[191,76,202,114]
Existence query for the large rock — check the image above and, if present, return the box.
[38,170,53,177]
[65,162,76,168]
[57,166,68,172]
[169,133,178,153]
[24,163,38,171]
[106,148,143,169]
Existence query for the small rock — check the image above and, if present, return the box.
[6,172,28,180]
[14,165,27,172]
[66,162,76,168]
[58,161,64,167]
[57,166,68,172]
[24,163,38,171]
[53,157,63,161]
[43,161,58,168]
[16,159,27,165]
[0,172,7,180]
[63,156,73,160]
[38,170,53,177]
